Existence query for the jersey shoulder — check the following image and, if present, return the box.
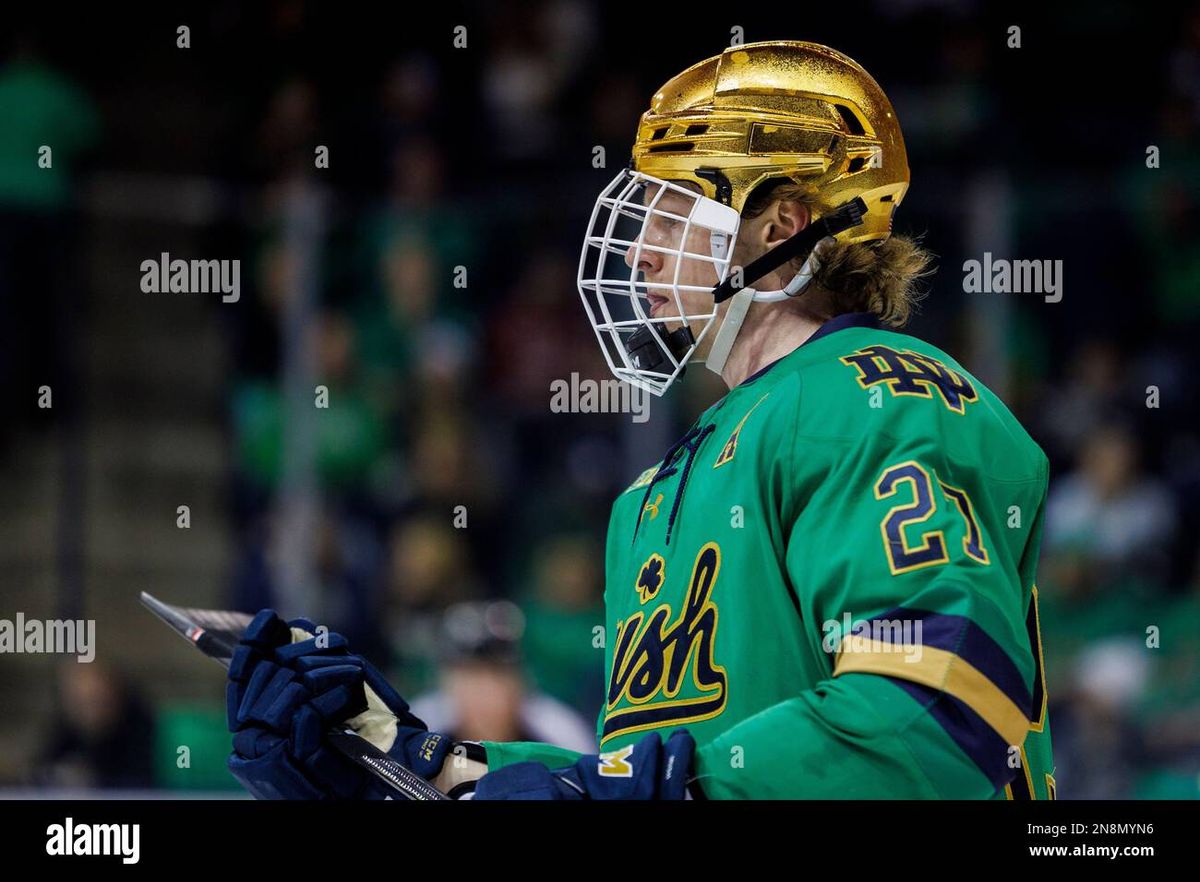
[781,325,1048,483]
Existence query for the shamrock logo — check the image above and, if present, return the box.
[636,554,665,604]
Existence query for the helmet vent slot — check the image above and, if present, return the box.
[647,142,694,153]
[833,103,866,136]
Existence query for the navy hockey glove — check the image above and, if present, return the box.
[472,729,695,800]
[226,609,455,799]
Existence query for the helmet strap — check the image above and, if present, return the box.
[711,196,868,304]
[703,287,755,379]
[750,236,834,303]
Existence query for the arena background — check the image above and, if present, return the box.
[0,1,1197,799]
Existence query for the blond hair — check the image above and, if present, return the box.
[741,181,934,327]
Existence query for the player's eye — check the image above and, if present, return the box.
[650,213,682,232]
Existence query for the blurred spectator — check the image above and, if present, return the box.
[487,248,607,414]
[232,309,389,493]
[1138,588,1200,789]
[410,600,596,751]
[1044,423,1176,594]
[398,408,501,521]
[34,662,155,790]
[479,2,597,162]
[1123,93,1200,331]
[352,138,479,414]
[1049,641,1151,799]
[1034,340,1131,463]
[377,56,441,149]
[231,505,385,655]
[518,533,605,719]
[254,76,320,181]
[383,513,483,694]
[0,32,99,209]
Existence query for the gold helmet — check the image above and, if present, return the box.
[578,41,908,397]
[633,40,909,242]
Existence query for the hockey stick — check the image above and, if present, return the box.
[139,591,449,800]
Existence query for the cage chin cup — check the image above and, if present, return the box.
[625,323,696,376]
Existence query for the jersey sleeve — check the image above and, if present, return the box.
[477,703,602,772]
[691,425,1049,799]
[477,740,587,772]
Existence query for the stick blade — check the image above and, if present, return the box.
[139,591,253,667]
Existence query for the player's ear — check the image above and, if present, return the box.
[758,199,810,251]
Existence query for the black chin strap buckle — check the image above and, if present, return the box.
[625,322,696,376]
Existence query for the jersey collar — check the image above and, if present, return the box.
[736,311,882,388]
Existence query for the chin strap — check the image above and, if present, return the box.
[702,241,829,377]
[750,235,835,303]
[702,236,828,377]
[703,287,755,378]
[710,197,867,304]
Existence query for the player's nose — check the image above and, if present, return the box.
[624,242,662,276]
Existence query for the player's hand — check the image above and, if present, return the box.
[471,729,696,800]
[225,609,454,799]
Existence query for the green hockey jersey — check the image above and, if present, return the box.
[483,313,1055,799]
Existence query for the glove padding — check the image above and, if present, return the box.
[226,609,453,799]
[472,729,695,800]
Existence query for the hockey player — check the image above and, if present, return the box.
[226,40,1054,799]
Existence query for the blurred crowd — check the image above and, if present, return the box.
[2,1,1198,797]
